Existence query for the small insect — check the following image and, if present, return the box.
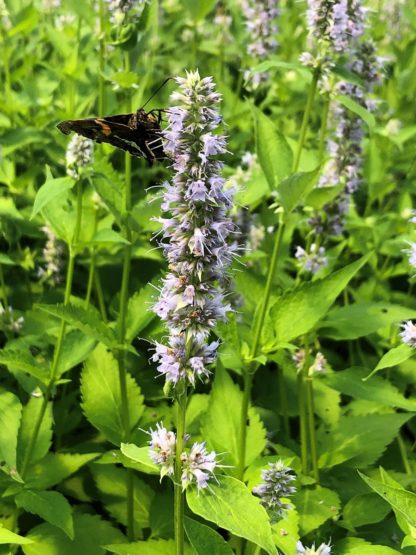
[57,79,170,165]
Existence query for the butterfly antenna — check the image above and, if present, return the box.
[140,77,173,111]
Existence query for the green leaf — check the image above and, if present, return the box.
[0,349,50,384]
[26,453,99,490]
[323,367,416,410]
[271,508,300,555]
[92,159,124,225]
[186,475,276,555]
[294,485,340,535]
[359,471,416,528]
[126,283,157,343]
[23,513,125,555]
[278,169,319,213]
[318,414,412,469]
[119,444,159,474]
[81,344,144,445]
[0,391,22,470]
[336,537,402,555]
[251,104,293,190]
[90,229,130,246]
[366,343,414,380]
[15,490,74,539]
[0,253,16,265]
[105,539,194,554]
[342,493,390,530]
[17,396,53,472]
[0,526,33,545]
[91,464,154,530]
[319,303,416,340]
[305,184,343,209]
[184,517,234,555]
[36,303,118,350]
[31,177,74,220]
[180,0,216,21]
[336,94,376,132]
[201,365,266,471]
[269,255,370,348]
[57,330,97,377]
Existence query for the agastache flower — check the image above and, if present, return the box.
[296,542,332,555]
[152,70,236,388]
[149,423,176,479]
[66,135,93,180]
[38,225,64,286]
[252,461,296,522]
[180,441,218,491]
[295,244,328,274]
[400,321,416,348]
[0,303,24,334]
[106,0,148,24]
[242,0,279,89]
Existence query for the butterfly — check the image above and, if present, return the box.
[57,108,165,165]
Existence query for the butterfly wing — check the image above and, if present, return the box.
[57,115,146,158]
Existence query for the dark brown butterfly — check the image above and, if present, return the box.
[57,109,165,165]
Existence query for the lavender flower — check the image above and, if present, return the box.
[0,303,24,334]
[152,71,235,388]
[180,441,218,491]
[242,0,279,89]
[400,321,416,348]
[252,461,296,522]
[38,225,64,286]
[404,242,416,269]
[66,135,93,179]
[149,423,176,479]
[296,542,331,555]
[293,349,327,375]
[305,0,365,53]
[295,244,328,274]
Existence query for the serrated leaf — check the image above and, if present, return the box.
[105,539,194,554]
[278,169,319,213]
[336,95,376,132]
[187,475,275,555]
[319,302,416,340]
[342,493,390,530]
[359,471,416,529]
[126,282,157,343]
[0,391,22,470]
[272,508,300,554]
[57,330,97,377]
[0,349,50,384]
[318,414,412,469]
[26,452,99,490]
[92,159,124,224]
[336,537,402,555]
[15,490,74,539]
[323,367,416,411]
[0,526,33,545]
[17,396,53,472]
[23,513,125,555]
[120,444,159,474]
[31,177,75,220]
[91,464,154,530]
[305,184,343,209]
[294,485,340,535]
[90,229,130,245]
[268,255,369,348]
[251,104,293,190]
[36,303,118,349]
[184,517,233,555]
[81,344,144,445]
[366,343,414,379]
[201,365,266,472]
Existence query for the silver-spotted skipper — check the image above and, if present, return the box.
[57,109,165,165]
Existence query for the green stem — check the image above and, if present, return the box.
[237,371,254,480]
[318,93,330,164]
[397,434,412,475]
[297,368,308,475]
[0,264,9,309]
[278,364,290,437]
[21,181,83,479]
[306,376,319,482]
[85,213,98,308]
[117,49,134,541]
[292,66,320,173]
[94,269,107,322]
[174,387,187,555]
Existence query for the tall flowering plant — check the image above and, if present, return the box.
[150,70,235,554]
